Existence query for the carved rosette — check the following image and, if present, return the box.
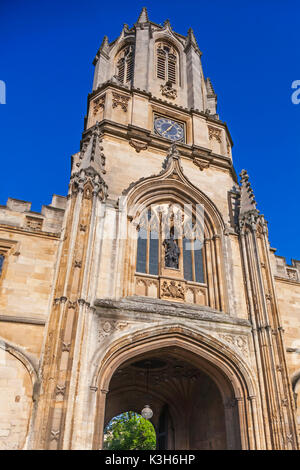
[98,320,129,342]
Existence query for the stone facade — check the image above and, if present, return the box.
[0,8,299,450]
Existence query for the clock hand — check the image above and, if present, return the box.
[162,124,174,135]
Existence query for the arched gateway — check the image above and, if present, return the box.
[90,325,258,450]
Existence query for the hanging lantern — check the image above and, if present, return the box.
[141,360,153,419]
[141,404,153,420]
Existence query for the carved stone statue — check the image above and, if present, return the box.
[163,233,180,269]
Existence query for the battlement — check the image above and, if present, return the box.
[0,195,66,235]
[273,252,300,282]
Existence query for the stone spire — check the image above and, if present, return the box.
[239,170,257,216]
[137,7,149,23]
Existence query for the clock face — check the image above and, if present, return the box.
[154,116,185,142]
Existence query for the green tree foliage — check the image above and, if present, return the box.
[103,411,156,450]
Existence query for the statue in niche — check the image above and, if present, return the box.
[163,231,180,269]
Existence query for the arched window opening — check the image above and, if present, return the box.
[156,43,178,85]
[116,45,135,85]
[135,204,205,284]
[103,411,156,450]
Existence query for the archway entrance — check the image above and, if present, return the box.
[103,347,241,450]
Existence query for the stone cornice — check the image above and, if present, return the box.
[94,296,251,328]
[87,82,234,144]
[82,119,238,182]
[0,225,61,240]
[0,314,46,325]
[274,276,300,287]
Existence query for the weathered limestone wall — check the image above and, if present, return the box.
[274,277,300,435]
[0,195,65,323]
[0,195,65,450]
[0,349,33,450]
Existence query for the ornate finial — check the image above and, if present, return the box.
[162,143,181,170]
[137,7,149,23]
[163,19,172,29]
[167,142,180,159]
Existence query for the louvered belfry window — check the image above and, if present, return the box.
[156,43,178,85]
[116,45,134,84]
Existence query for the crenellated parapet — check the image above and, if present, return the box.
[273,254,300,283]
[0,195,66,235]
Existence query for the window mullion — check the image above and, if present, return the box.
[191,239,196,282]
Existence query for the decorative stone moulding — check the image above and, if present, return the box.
[92,94,106,115]
[112,92,130,112]
[129,138,149,153]
[286,269,298,281]
[208,125,222,143]
[160,82,178,100]
[135,274,207,306]
[161,279,185,300]
[193,158,210,171]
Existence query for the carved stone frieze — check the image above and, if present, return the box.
[112,92,130,112]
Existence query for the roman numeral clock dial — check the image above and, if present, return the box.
[154,116,185,143]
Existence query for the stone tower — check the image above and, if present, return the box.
[0,8,299,450]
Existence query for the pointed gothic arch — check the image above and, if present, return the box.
[90,323,261,450]
[120,147,228,311]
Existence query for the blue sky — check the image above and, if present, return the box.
[0,0,299,262]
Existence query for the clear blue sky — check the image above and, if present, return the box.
[1,0,299,263]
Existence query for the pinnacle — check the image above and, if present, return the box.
[185,28,202,55]
[239,170,258,215]
[100,35,109,51]
[137,6,149,23]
